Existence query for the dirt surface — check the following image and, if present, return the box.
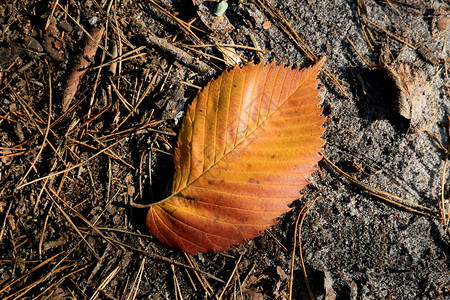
[0,0,449,299]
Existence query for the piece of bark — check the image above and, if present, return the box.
[44,18,64,61]
[62,26,105,112]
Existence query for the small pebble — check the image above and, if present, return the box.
[88,16,98,26]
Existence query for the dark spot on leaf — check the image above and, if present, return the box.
[179,193,197,202]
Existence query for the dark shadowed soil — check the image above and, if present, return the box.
[0,0,449,299]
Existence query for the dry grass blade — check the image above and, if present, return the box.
[16,61,52,188]
[56,3,111,56]
[218,254,243,300]
[297,198,318,300]
[321,153,439,217]
[30,264,89,300]
[346,37,372,67]
[16,138,124,189]
[38,203,54,257]
[84,226,153,238]
[361,16,416,49]
[440,149,449,226]
[171,264,184,300]
[90,46,147,71]
[183,43,274,53]
[48,194,101,260]
[97,233,225,283]
[48,188,116,248]
[3,263,75,300]
[66,104,112,136]
[289,197,318,300]
[90,265,120,300]
[356,0,376,52]
[184,254,214,297]
[146,0,202,44]
[126,258,146,300]
[0,251,63,295]
[265,229,288,252]
[0,201,11,242]
[255,0,348,97]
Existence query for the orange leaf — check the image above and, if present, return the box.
[146,59,326,254]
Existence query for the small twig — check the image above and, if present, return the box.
[63,26,105,111]
[16,60,53,188]
[146,33,215,76]
[321,153,438,217]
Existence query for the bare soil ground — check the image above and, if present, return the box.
[0,0,449,299]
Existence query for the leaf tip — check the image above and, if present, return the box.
[314,56,326,71]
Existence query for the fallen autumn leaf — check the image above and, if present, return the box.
[147,58,326,254]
